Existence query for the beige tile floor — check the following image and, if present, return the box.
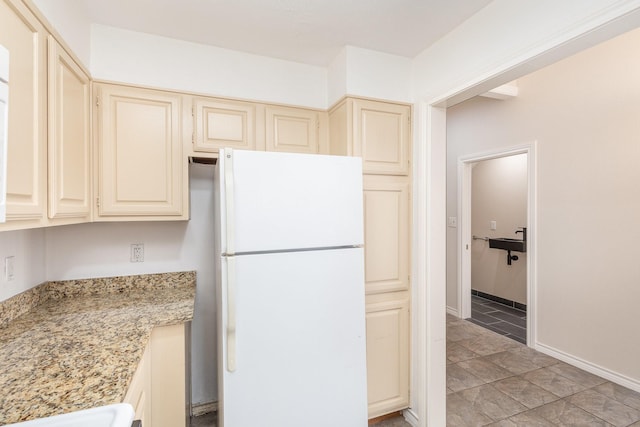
[446,313,640,426]
[191,314,640,426]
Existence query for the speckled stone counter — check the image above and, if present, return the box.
[0,271,196,425]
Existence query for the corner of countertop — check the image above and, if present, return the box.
[0,271,196,328]
[0,283,49,329]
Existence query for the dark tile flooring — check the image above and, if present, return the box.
[469,294,527,344]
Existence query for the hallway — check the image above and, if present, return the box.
[447,314,640,425]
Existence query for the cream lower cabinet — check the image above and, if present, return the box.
[0,0,47,229]
[123,344,151,424]
[123,323,187,427]
[363,176,411,418]
[47,36,91,223]
[94,83,188,220]
[365,293,410,419]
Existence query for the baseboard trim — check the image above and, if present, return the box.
[472,289,527,312]
[191,401,218,417]
[402,408,419,427]
[446,305,459,317]
[535,342,640,393]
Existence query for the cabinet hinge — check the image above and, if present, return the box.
[191,106,195,117]
[96,96,100,107]
[96,197,100,208]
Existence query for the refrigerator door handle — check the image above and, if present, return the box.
[226,255,237,372]
[224,149,235,255]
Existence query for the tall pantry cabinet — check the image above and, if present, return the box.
[329,97,412,418]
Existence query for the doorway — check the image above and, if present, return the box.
[457,145,535,345]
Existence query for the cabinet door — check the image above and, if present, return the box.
[265,105,319,154]
[47,36,91,221]
[0,0,47,226]
[150,323,186,427]
[123,345,151,425]
[366,294,410,418]
[193,97,257,153]
[353,99,410,176]
[363,176,410,295]
[95,84,186,219]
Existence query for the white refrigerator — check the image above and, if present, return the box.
[214,148,368,427]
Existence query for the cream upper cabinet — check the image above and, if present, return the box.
[94,83,188,220]
[0,0,47,228]
[329,97,411,175]
[265,105,320,154]
[47,36,91,222]
[363,175,410,295]
[365,293,410,419]
[191,97,263,154]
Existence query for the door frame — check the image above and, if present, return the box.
[457,144,537,346]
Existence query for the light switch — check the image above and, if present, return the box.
[4,256,15,281]
[447,217,457,228]
[490,220,497,230]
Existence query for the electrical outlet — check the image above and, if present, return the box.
[130,244,144,263]
[4,256,15,281]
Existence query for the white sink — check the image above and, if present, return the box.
[6,403,135,427]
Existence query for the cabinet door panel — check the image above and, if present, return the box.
[123,345,150,425]
[96,84,185,217]
[48,36,90,220]
[150,323,186,427]
[363,176,410,294]
[354,99,410,175]
[0,0,46,223]
[366,295,410,418]
[193,98,256,152]
[266,105,318,154]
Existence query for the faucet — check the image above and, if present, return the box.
[515,227,527,242]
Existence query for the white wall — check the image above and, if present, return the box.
[45,164,217,405]
[470,155,527,304]
[90,24,328,109]
[0,228,46,301]
[446,27,640,387]
[343,46,413,105]
[412,0,640,103]
[32,0,91,68]
[91,25,414,110]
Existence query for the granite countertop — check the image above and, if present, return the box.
[0,271,196,425]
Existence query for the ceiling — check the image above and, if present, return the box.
[81,0,493,66]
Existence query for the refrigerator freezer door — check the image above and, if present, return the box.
[218,248,368,427]
[217,149,364,254]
